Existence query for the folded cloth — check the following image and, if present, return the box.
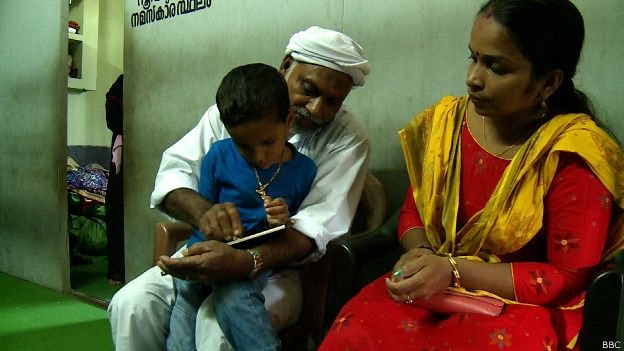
[67,162,108,201]
[285,26,370,86]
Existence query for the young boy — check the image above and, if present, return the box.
[166,63,317,351]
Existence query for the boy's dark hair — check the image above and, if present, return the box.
[216,63,290,128]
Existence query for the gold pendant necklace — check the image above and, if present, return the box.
[253,152,285,200]
[481,115,528,157]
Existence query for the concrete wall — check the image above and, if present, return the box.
[3,1,619,285]
[0,1,69,290]
[122,0,624,279]
[0,0,123,290]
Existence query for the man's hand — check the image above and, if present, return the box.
[263,196,289,227]
[198,202,244,242]
[157,240,253,284]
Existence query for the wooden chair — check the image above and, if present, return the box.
[153,171,388,350]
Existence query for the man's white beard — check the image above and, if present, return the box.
[290,106,332,135]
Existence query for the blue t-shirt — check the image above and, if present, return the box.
[188,139,317,246]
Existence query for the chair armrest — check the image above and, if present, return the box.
[351,172,389,237]
[152,221,193,266]
[579,268,624,349]
[333,210,400,270]
[324,211,402,329]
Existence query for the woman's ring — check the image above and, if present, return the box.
[405,293,413,304]
[392,268,404,281]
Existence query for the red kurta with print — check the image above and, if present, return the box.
[320,118,612,351]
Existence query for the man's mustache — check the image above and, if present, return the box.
[291,106,322,125]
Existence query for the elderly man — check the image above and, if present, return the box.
[107,26,371,350]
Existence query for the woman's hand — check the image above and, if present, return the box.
[385,248,453,303]
[264,196,289,227]
[393,246,434,271]
[198,202,244,242]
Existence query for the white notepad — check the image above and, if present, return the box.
[227,225,286,247]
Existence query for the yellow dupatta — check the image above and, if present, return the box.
[399,96,624,264]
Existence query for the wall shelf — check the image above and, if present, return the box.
[68,0,99,91]
[68,33,84,42]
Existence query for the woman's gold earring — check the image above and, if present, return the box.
[540,100,548,119]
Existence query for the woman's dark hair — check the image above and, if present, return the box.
[478,0,594,117]
[217,63,290,128]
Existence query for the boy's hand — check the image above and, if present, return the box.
[263,196,289,227]
[198,202,244,242]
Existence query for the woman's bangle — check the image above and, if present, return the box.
[446,253,462,288]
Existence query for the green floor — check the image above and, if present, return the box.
[0,271,114,351]
[70,255,122,302]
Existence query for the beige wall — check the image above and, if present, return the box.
[0,1,69,290]
[122,0,624,279]
[0,0,123,289]
[0,1,621,286]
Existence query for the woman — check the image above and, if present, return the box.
[105,74,124,285]
[320,0,624,350]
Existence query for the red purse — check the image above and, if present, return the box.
[408,288,504,316]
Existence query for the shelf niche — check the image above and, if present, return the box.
[68,0,99,91]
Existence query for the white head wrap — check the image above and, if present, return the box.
[285,26,370,87]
